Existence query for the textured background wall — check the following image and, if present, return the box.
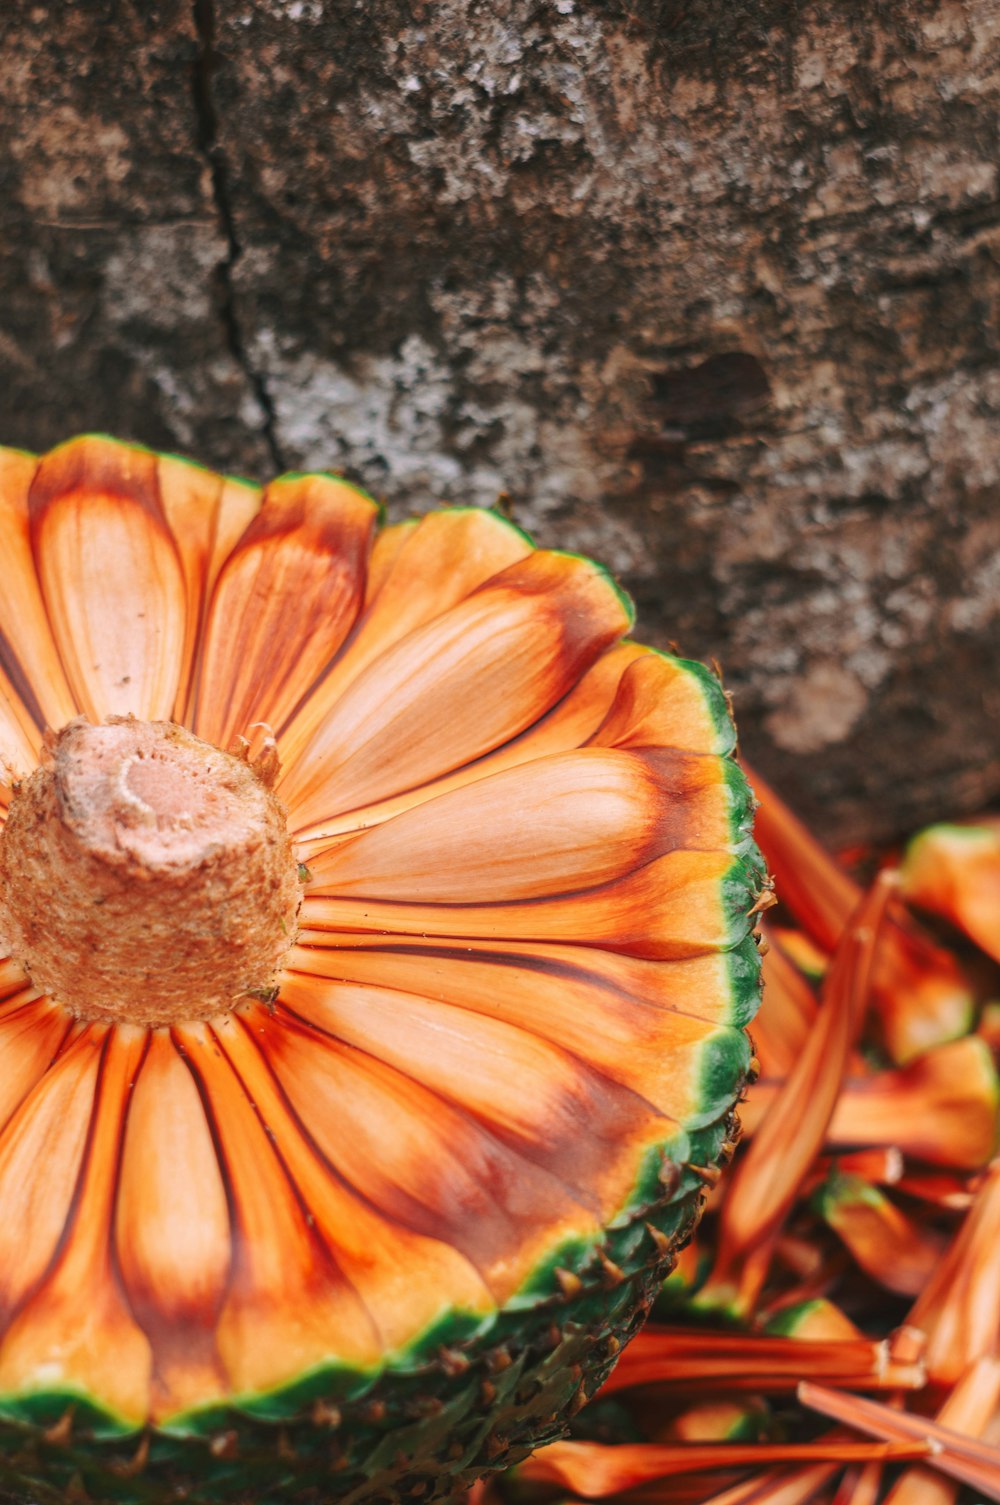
[2,0,998,841]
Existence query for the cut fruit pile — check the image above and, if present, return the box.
[477,771,1000,1504]
[0,436,763,1504]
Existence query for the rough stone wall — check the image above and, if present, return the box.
[1,0,998,841]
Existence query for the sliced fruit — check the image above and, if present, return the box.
[0,438,761,1504]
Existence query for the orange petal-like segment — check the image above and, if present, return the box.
[746,761,972,1062]
[175,1021,382,1395]
[115,1031,232,1418]
[883,1357,1000,1505]
[278,507,534,779]
[27,436,187,722]
[0,994,72,1137]
[0,1026,101,1331]
[818,1175,946,1296]
[302,848,753,960]
[278,971,669,1214]
[297,642,649,846]
[0,446,78,737]
[193,473,378,749]
[827,1037,999,1171]
[589,650,735,756]
[832,1463,884,1505]
[310,748,737,904]
[280,549,632,827]
[809,1147,903,1192]
[211,1013,494,1351]
[602,1326,905,1397]
[0,675,40,800]
[0,957,32,1002]
[517,1438,929,1495]
[697,874,894,1317]
[292,934,748,1029]
[701,1464,843,1505]
[0,448,64,791]
[155,455,261,721]
[288,940,735,1128]
[0,1028,153,1422]
[908,1160,1000,1385]
[901,823,1000,964]
[798,1382,1000,1503]
[349,506,535,666]
[259,1000,598,1302]
[362,518,417,604]
[870,912,975,1065]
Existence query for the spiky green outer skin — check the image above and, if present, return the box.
[0,1109,749,1505]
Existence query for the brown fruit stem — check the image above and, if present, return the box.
[0,717,302,1027]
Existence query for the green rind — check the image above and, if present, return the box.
[720,756,756,854]
[724,933,766,1029]
[689,1025,753,1132]
[719,850,767,949]
[655,651,738,757]
[545,548,637,633]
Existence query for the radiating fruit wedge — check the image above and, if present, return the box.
[0,436,762,1503]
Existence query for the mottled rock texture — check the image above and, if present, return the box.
[1,0,998,841]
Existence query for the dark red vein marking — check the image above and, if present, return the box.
[0,625,47,732]
[192,1020,376,1334]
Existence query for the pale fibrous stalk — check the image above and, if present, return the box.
[0,717,302,1027]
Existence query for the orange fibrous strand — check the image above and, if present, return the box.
[906,1159,1000,1385]
[741,1037,999,1170]
[514,1436,933,1495]
[497,770,1000,1505]
[694,872,895,1317]
[798,1380,1000,1503]
[599,1328,925,1395]
[745,761,973,1062]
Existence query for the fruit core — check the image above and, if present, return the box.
[0,717,301,1027]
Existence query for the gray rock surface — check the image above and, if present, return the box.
[1,0,998,841]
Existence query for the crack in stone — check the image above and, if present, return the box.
[191,0,286,473]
